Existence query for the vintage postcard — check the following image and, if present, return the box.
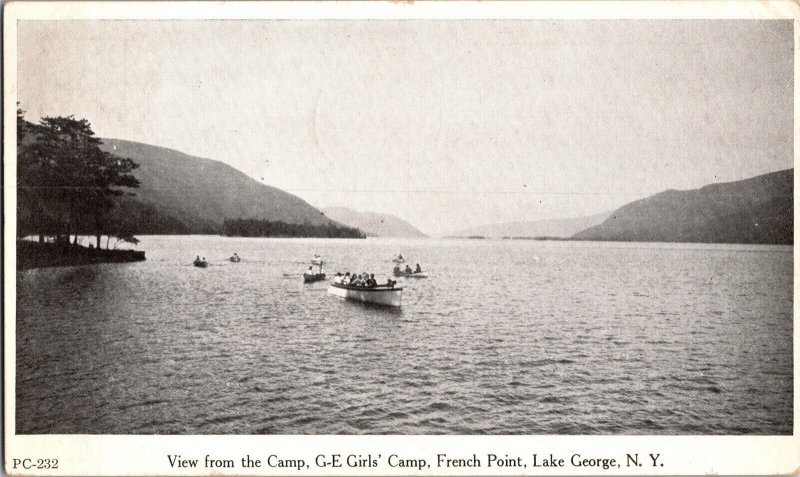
[4,1,799,475]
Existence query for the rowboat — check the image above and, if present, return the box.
[193,260,208,268]
[327,282,403,307]
[394,270,428,278]
[303,272,326,283]
[229,256,241,263]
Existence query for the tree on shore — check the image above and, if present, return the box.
[17,111,141,248]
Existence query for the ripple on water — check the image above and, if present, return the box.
[14,237,793,435]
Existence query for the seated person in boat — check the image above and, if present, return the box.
[307,266,315,274]
[366,274,377,287]
[393,265,401,273]
[405,264,413,274]
[415,263,422,273]
[386,279,396,288]
[332,272,343,284]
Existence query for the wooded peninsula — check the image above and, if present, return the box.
[16,109,147,267]
[16,110,366,268]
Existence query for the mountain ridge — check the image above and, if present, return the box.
[321,207,427,237]
[572,168,793,244]
[98,138,341,233]
[448,211,613,239]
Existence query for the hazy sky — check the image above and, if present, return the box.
[18,20,793,235]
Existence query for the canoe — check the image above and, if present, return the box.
[394,270,428,278]
[303,273,326,283]
[327,282,403,307]
[193,260,208,268]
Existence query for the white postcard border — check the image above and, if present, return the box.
[4,2,799,476]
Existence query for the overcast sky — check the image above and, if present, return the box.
[18,20,793,235]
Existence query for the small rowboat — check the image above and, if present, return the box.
[327,282,403,307]
[229,256,241,263]
[193,260,208,268]
[303,273,326,283]
[394,270,428,278]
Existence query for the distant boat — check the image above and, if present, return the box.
[393,270,428,278]
[229,255,241,263]
[327,282,403,307]
[193,259,208,268]
[392,255,405,263]
[303,272,327,283]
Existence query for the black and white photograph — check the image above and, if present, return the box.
[4,1,798,475]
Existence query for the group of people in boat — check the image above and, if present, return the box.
[394,263,423,274]
[194,253,240,266]
[333,272,395,288]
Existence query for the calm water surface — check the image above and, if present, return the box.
[16,237,792,434]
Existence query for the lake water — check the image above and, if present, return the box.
[16,236,793,434]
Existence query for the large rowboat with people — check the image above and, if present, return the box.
[327,282,403,307]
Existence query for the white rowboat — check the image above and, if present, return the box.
[327,282,403,307]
